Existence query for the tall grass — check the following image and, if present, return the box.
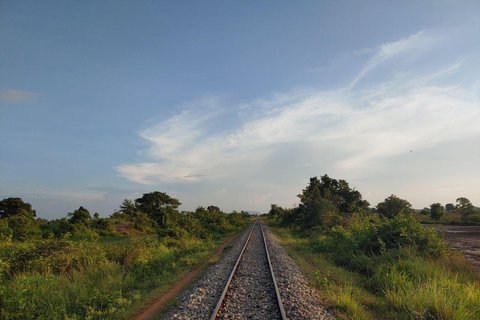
[268,221,480,320]
[0,233,236,319]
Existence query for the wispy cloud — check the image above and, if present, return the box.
[116,26,480,210]
[349,30,440,88]
[0,89,38,102]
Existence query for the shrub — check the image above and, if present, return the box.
[310,214,447,273]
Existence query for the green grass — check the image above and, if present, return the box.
[269,224,480,320]
[0,230,242,320]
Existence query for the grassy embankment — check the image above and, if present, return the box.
[268,219,480,320]
[0,226,246,320]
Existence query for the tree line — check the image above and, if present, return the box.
[0,191,251,241]
[269,174,478,229]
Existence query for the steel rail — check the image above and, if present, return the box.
[209,221,256,320]
[260,221,287,320]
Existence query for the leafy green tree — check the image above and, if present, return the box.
[430,203,444,220]
[299,175,369,217]
[445,203,455,212]
[0,197,36,218]
[135,192,181,228]
[376,195,413,219]
[40,218,73,238]
[0,218,12,241]
[419,208,430,215]
[119,199,136,217]
[8,209,41,241]
[207,205,221,213]
[455,197,475,221]
[68,206,91,225]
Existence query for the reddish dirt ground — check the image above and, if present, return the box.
[128,231,241,320]
[114,223,145,235]
[436,225,480,270]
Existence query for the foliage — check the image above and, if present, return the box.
[68,206,92,225]
[7,210,41,241]
[430,202,444,220]
[271,175,370,230]
[298,175,369,217]
[0,198,36,219]
[376,194,413,219]
[456,197,475,221]
[135,192,181,228]
[270,225,480,320]
[446,203,455,212]
[309,214,447,275]
[119,198,136,217]
[0,214,248,319]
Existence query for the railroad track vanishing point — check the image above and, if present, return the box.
[210,219,287,320]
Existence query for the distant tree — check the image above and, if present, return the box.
[419,208,430,215]
[40,218,72,238]
[430,203,444,220]
[207,205,221,213]
[119,199,136,217]
[268,204,283,219]
[445,203,455,212]
[299,175,370,217]
[240,211,251,219]
[376,195,413,219]
[456,197,475,221]
[8,209,41,241]
[135,192,181,228]
[0,198,36,218]
[68,206,92,225]
[93,212,100,220]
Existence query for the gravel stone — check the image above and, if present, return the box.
[164,221,335,320]
[264,224,336,320]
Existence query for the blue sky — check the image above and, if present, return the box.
[1,1,479,219]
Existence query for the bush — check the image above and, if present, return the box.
[310,214,447,273]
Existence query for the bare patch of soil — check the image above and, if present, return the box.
[113,223,144,235]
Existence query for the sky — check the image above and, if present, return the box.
[1,1,479,219]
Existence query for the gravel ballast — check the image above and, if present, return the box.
[165,220,335,320]
[164,223,255,320]
[264,223,336,320]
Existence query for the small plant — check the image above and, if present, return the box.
[314,270,330,288]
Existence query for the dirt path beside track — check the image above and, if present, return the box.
[129,231,242,320]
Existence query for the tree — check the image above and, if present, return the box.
[419,208,430,215]
[455,197,475,221]
[207,205,221,213]
[119,199,136,217]
[135,192,181,228]
[7,209,41,241]
[68,206,91,225]
[0,198,36,218]
[445,203,455,212]
[298,175,369,217]
[376,195,413,219]
[430,203,444,220]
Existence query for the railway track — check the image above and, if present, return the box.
[210,219,287,320]
[165,220,335,320]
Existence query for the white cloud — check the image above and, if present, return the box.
[349,30,440,88]
[116,27,480,210]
